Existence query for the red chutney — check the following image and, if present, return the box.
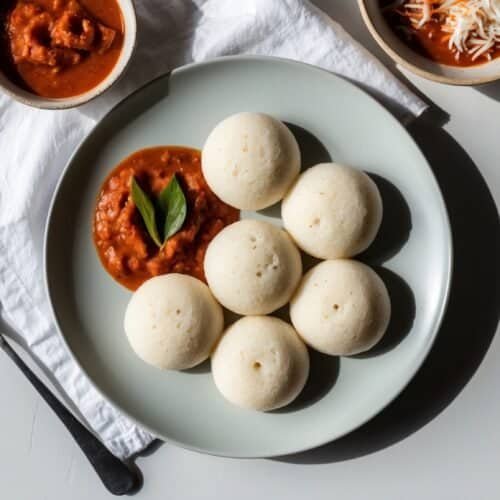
[93,147,240,291]
[1,0,123,98]
[383,5,500,67]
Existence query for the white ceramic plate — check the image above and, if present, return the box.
[45,56,452,458]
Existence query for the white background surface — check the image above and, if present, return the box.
[1,1,499,499]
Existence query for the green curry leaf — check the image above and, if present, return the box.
[130,177,162,248]
[158,174,187,244]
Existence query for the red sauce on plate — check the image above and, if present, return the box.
[93,146,240,291]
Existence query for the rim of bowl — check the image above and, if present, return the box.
[0,0,137,109]
[357,0,500,86]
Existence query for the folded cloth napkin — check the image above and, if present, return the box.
[0,0,426,459]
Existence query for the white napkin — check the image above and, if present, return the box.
[0,0,426,459]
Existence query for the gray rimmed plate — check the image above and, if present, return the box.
[45,56,452,458]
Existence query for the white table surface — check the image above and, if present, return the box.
[2,1,500,499]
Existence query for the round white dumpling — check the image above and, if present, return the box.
[124,274,224,370]
[212,316,310,411]
[202,112,301,210]
[282,163,382,259]
[290,260,391,356]
[204,219,302,315]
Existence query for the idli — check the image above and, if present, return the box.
[212,316,310,411]
[204,219,302,315]
[202,112,300,210]
[282,163,382,259]
[290,260,391,356]
[124,274,224,370]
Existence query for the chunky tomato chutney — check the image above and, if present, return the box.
[94,147,240,291]
[0,0,123,98]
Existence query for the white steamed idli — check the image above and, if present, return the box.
[202,112,301,210]
[290,260,391,356]
[282,163,382,259]
[124,274,224,370]
[211,316,310,411]
[204,219,302,315]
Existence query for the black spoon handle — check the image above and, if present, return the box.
[0,334,139,496]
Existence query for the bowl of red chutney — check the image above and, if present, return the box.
[359,0,500,85]
[0,0,136,108]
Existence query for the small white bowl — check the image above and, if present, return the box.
[0,0,137,109]
[358,0,500,85]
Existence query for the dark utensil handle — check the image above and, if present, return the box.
[0,336,139,496]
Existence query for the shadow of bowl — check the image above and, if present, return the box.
[476,80,500,103]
